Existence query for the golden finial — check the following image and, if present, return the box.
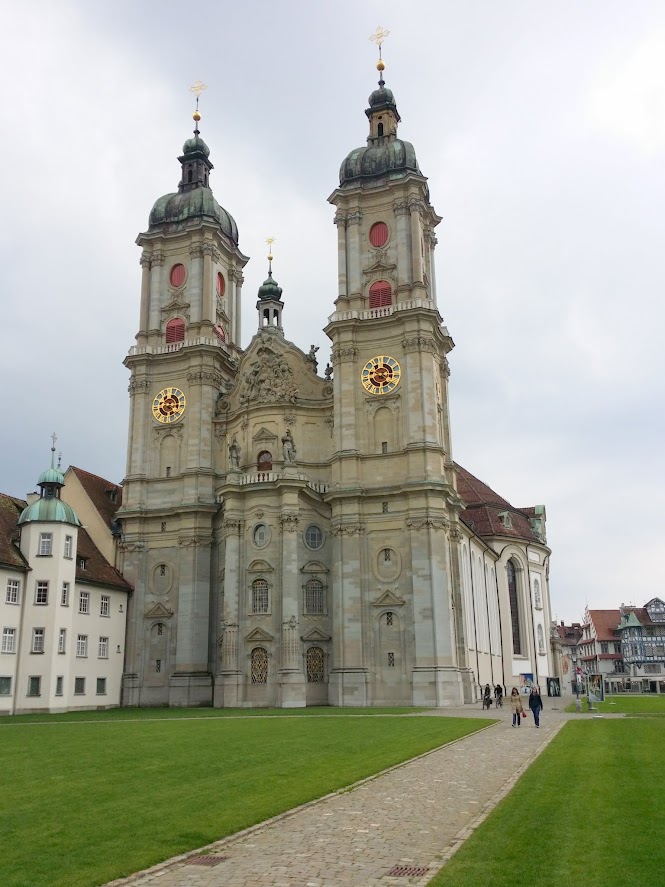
[189,80,208,124]
[369,26,390,73]
[266,236,276,272]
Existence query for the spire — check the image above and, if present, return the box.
[366,27,400,139]
[257,236,284,331]
[179,81,213,192]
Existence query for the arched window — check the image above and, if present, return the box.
[369,279,392,308]
[507,560,522,655]
[304,579,324,614]
[165,318,185,343]
[377,122,384,137]
[169,264,186,287]
[306,646,325,683]
[534,578,542,610]
[257,451,272,471]
[250,647,268,683]
[187,168,193,183]
[251,579,269,614]
[216,272,226,297]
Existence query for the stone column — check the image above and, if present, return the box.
[215,517,243,707]
[428,231,438,306]
[346,210,363,297]
[201,242,213,324]
[393,200,410,291]
[278,510,305,707]
[148,252,164,331]
[188,243,204,325]
[334,211,348,299]
[139,253,151,335]
[328,521,368,706]
[234,273,244,344]
[409,199,424,286]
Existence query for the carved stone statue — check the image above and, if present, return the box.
[305,344,319,373]
[229,438,240,470]
[282,429,296,463]
[324,362,333,381]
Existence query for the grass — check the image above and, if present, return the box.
[563,694,665,714]
[1,713,490,887]
[0,704,427,725]
[428,719,665,887]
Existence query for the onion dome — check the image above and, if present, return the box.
[18,451,80,527]
[257,271,283,301]
[148,109,239,245]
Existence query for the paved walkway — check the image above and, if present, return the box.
[107,706,572,887]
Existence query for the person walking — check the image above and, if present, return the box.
[510,687,524,726]
[528,686,544,727]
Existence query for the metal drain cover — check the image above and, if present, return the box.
[387,865,430,877]
[186,855,228,866]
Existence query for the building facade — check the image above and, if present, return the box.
[0,463,129,714]
[116,59,555,708]
[617,599,665,693]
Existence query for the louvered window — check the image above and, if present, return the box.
[369,222,389,247]
[369,280,392,308]
[169,264,186,287]
[165,318,185,343]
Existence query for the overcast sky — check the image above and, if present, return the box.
[1,1,663,622]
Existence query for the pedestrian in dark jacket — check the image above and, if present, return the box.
[528,686,544,727]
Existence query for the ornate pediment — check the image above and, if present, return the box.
[363,248,397,282]
[247,559,273,573]
[301,561,329,574]
[371,589,405,608]
[145,602,174,619]
[301,627,331,642]
[245,626,274,643]
[252,426,278,443]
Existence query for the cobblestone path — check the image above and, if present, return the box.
[106,708,568,887]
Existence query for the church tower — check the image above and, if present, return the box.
[118,94,248,706]
[325,40,473,705]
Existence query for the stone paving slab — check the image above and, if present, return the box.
[105,706,569,887]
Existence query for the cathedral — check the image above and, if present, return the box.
[115,55,555,709]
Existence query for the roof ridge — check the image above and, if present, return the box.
[70,465,121,488]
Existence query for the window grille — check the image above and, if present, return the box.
[252,579,269,613]
[386,611,394,627]
[384,549,391,562]
[155,659,161,673]
[304,525,323,549]
[0,676,11,695]
[388,652,395,667]
[305,579,325,614]
[253,524,269,547]
[28,676,41,697]
[74,677,85,695]
[96,677,107,695]
[306,646,325,683]
[157,623,163,636]
[251,647,268,683]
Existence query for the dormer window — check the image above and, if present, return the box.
[79,557,87,570]
[498,511,512,530]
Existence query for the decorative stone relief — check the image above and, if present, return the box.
[405,517,450,532]
[128,378,151,396]
[331,346,358,365]
[280,513,300,533]
[144,602,174,620]
[219,621,239,669]
[283,412,296,426]
[365,396,399,418]
[152,424,183,442]
[371,588,405,608]
[151,252,165,266]
[449,525,464,542]
[346,210,363,226]
[333,210,348,228]
[363,249,397,284]
[187,371,224,387]
[239,347,298,404]
[221,519,243,537]
[178,535,213,548]
[331,523,365,537]
[402,336,437,354]
[189,243,204,258]
[392,199,410,217]
[324,413,334,434]
[441,356,451,379]
[119,540,145,552]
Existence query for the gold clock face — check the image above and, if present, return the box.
[152,387,186,424]
[361,355,401,395]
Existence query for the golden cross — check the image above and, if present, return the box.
[189,80,208,99]
[369,26,390,56]
[266,236,276,270]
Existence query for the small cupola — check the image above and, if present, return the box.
[178,88,214,192]
[18,436,80,527]
[256,238,284,332]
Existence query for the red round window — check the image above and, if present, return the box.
[216,272,226,297]
[369,222,389,248]
[169,264,186,287]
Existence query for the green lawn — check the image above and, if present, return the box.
[1,713,489,887]
[564,694,665,714]
[0,704,426,725]
[428,719,665,887]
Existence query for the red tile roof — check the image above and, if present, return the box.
[455,464,544,543]
[557,623,583,645]
[587,610,621,640]
[69,466,122,530]
[76,527,131,591]
[0,493,29,570]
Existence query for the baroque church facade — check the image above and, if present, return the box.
[116,62,555,708]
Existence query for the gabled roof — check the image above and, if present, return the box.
[0,493,29,570]
[587,609,621,640]
[69,466,122,529]
[556,623,583,645]
[454,464,544,544]
[76,527,131,592]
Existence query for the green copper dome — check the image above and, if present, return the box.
[149,188,239,244]
[257,271,283,301]
[37,467,65,486]
[182,134,210,157]
[340,139,421,185]
[18,498,81,527]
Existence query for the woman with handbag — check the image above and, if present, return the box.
[510,687,524,726]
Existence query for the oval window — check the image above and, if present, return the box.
[304,525,323,550]
[169,264,186,287]
[369,222,389,248]
[216,272,225,297]
[253,524,270,547]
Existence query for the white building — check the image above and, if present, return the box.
[0,460,130,714]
